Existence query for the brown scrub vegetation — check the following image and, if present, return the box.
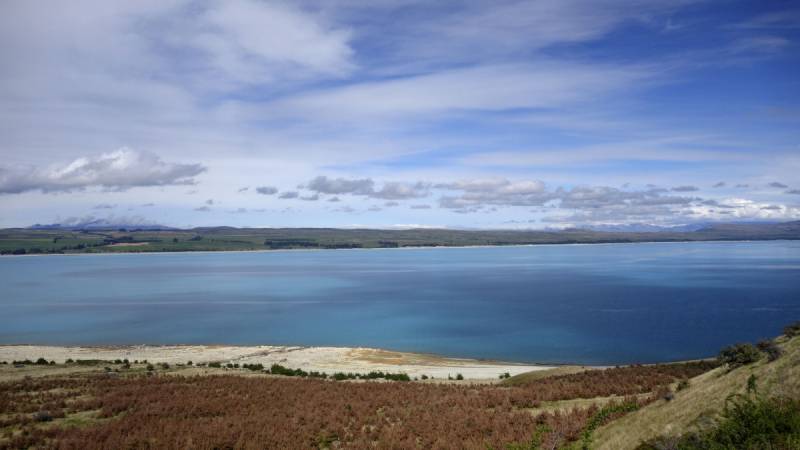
[0,361,716,449]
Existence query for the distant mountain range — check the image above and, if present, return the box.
[27,222,180,231]
[23,221,791,233]
[580,221,783,233]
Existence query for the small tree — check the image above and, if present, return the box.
[783,321,800,338]
[756,338,784,362]
[718,342,761,370]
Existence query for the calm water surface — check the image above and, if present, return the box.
[1,241,799,365]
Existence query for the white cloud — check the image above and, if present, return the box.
[0,148,206,194]
[439,178,554,210]
[268,62,655,121]
[305,176,374,195]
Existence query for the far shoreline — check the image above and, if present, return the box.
[1,238,793,258]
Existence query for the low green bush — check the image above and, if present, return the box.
[717,342,761,370]
[637,392,800,449]
[756,338,784,362]
[783,321,800,338]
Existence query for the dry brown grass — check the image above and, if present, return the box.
[504,366,593,385]
[593,335,800,450]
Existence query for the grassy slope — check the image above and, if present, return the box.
[593,334,800,450]
[503,365,593,385]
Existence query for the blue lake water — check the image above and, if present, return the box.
[1,241,799,365]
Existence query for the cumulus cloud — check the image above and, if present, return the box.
[141,203,154,207]
[194,206,211,212]
[769,182,788,188]
[327,196,341,202]
[712,182,726,188]
[438,177,510,192]
[786,189,800,195]
[439,178,556,211]
[410,204,431,209]
[300,194,319,201]
[0,148,206,194]
[278,191,299,199]
[237,187,249,193]
[371,181,430,200]
[671,186,699,192]
[305,176,374,195]
[304,175,429,200]
[367,206,382,212]
[92,204,116,210]
[735,184,749,188]
[255,186,278,195]
[384,201,399,207]
[333,206,356,213]
[234,208,247,213]
[205,199,214,205]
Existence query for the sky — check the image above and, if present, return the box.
[0,0,798,230]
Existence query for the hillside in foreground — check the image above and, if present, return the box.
[594,331,800,449]
[2,329,799,449]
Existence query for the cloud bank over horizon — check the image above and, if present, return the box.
[0,0,798,229]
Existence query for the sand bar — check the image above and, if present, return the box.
[0,345,554,380]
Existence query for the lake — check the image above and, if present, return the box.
[1,241,799,365]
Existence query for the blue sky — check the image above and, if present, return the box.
[0,0,798,229]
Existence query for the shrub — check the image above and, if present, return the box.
[783,321,800,337]
[456,373,464,380]
[114,359,122,364]
[226,363,233,369]
[421,374,428,380]
[676,379,691,391]
[76,359,103,366]
[123,359,129,364]
[66,358,74,363]
[35,358,49,365]
[160,363,170,370]
[13,359,34,365]
[187,361,192,366]
[35,411,53,422]
[146,364,154,372]
[717,342,761,370]
[208,362,221,368]
[499,372,510,380]
[756,338,784,362]
[637,393,800,449]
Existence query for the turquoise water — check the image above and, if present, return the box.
[1,241,799,365]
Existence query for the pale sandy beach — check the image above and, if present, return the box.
[0,344,554,380]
